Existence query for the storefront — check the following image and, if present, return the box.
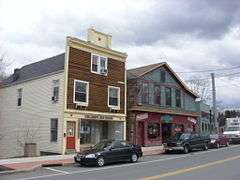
[134,112,198,146]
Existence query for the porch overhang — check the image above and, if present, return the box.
[129,106,200,117]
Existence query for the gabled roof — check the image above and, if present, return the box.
[1,53,65,87]
[127,62,199,98]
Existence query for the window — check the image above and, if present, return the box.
[17,88,23,106]
[175,89,181,108]
[108,86,120,109]
[154,85,161,105]
[148,123,160,139]
[74,80,89,106]
[142,83,149,104]
[165,87,172,106]
[50,119,58,142]
[161,71,166,83]
[52,80,59,102]
[80,121,92,144]
[91,54,108,75]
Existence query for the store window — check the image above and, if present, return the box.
[80,121,92,144]
[148,123,160,139]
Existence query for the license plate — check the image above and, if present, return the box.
[76,157,81,161]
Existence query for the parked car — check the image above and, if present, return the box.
[223,126,240,144]
[163,133,210,154]
[209,134,230,148]
[74,140,143,167]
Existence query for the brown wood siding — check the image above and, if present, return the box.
[67,47,125,113]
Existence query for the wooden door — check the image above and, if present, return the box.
[66,121,76,149]
[138,122,145,146]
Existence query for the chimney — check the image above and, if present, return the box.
[12,68,20,82]
[87,27,112,49]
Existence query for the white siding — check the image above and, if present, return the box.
[0,72,64,158]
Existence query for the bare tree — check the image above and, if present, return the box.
[0,52,9,81]
[187,78,211,102]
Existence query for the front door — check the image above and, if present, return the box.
[138,122,145,146]
[66,121,76,149]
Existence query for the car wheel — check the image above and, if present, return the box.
[130,153,138,163]
[97,156,105,167]
[216,143,220,149]
[203,144,208,151]
[183,145,189,154]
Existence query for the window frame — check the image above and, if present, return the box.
[91,53,108,75]
[17,88,23,106]
[175,89,181,108]
[50,118,58,142]
[52,79,60,102]
[108,86,120,110]
[165,87,172,107]
[73,80,89,106]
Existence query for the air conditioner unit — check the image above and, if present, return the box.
[100,69,108,75]
[51,96,58,102]
[75,104,87,110]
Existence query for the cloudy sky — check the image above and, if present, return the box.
[0,0,240,108]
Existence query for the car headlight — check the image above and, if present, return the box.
[85,154,96,158]
[211,140,216,143]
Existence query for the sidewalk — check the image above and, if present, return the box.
[0,146,163,174]
[0,154,74,173]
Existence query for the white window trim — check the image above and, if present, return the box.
[91,53,108,75]
[73,79,89,106]
[108,86,120,110]
[52,79,60,102]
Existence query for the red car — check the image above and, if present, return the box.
[209,134,230,148]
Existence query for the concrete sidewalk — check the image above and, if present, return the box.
[0,146,163,174]
[0,154,74,173]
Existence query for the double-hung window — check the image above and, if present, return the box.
[74,80,89,106]
[50,118,58,142]
[52,80,59,102]
[165,87,172,106]
[108,86,120,109]
[175,89,181,108]
[17,88,23,106]
[91,54,108,75]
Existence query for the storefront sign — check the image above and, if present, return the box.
[136,113,148,121]
[188,117,197,124]
[84,114,114,120]
[161,115,173,123]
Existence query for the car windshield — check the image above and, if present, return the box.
[176,133,191,140]
[225,127,240,131]
[92,141,112,150]
[210,134,219,139]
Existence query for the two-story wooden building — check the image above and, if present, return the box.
[0,28,127,158]
[127,63,200,147]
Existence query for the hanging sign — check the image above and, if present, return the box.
[161,115,173,123]
[136,113,148,121]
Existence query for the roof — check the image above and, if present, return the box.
[127,62,199,98]
[1,53,65,87]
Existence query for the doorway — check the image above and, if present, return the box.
[162,123,172,143]
[66,121,76,149]
[138,122,145,146]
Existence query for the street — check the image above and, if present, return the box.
[1,145,240,180]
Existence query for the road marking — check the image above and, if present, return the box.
[17,145,240,180]
[44,167,70,174]
[139,154,240,180]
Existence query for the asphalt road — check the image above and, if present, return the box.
[1,144,240,180]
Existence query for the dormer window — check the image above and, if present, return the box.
[91,54,108,75]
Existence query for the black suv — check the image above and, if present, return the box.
[163,133,210,154]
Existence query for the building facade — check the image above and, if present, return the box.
[197,101,212,134]
[0,28,127,158]
[127,63,200,147]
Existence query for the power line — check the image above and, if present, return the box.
[177,65,240,74]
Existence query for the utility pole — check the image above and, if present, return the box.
[211,73,218,133]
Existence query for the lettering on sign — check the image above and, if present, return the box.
[84,114,114,120]
[136,113,148,121]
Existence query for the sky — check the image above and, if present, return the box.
[0,0,240,108]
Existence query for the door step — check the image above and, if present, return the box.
[65,149,76,154]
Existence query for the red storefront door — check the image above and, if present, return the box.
[66,121,76,149]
